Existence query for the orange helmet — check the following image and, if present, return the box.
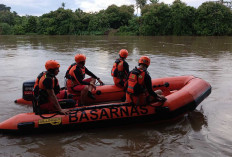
[75,54,86,63]
[138,56,150,67]
[45,60,60,70]
[119,49,128,58]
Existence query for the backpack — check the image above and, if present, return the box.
[111,59,125,78]
[127,67,145,96]
[65,63,76,80]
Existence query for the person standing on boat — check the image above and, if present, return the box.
[33,60,72,115]
[125,56,166,105]
[65,54,104,105]
[111,49,129,88]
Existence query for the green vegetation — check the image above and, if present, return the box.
[0,1,232,36]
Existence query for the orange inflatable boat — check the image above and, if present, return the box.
[15,80,125,105]
[0,76,211,133]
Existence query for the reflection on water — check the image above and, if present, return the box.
[0,35,232,156]
[188,107,208,132]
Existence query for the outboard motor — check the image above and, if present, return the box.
[22,80,35,101]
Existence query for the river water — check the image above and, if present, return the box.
[0,35,231,157]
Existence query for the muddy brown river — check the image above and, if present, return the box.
[0,35,231,156]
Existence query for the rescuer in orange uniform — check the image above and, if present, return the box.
[125,56,166,105]
[65,54,103,105]
[33,60,73,115]
[111,49,129,88]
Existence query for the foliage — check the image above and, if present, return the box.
[169,0,196,35]
[38,8,77,35]
[25,16,38,33]
[0,23,12,34]
[105,5,134,29]
[0,1,231,36]
[136,0,147,10]
[140,3,172,35]
[88,11,109,32]
[150,0,159,4]
[0,10,15,25]
[194,2,232,35]
[0,4,10,11]
[74,10,92,34]
[13,24,25,35]
[118,16,141,35]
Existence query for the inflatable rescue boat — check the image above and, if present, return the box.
[0,76,211,133]
[15,80,125,105]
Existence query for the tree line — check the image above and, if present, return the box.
[0,0,232,36]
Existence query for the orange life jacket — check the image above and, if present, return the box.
[34,72,59,96]
[111,58,127,79]
[68,65,86,85]
[65,63,76,80]
[38,72,59,92]
[34,72,59,105]
[127,67,146,96]
[33,72,45,97]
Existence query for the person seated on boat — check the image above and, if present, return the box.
[65,54,104,106]
[33,60,75,115]
[125,56,166,105]
[111,49,129,88]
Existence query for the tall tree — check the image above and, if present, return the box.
[105,5,134,29]
[88,11,109,32]
[194,2,232,35]
[61,2,65,9]
[170,0,196,35]
[0,4,11,11]
[150,0,159,4]
[135,0,147,15]
[25,16,37,33]
[0,10,15,25]
[140,3,172,35]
